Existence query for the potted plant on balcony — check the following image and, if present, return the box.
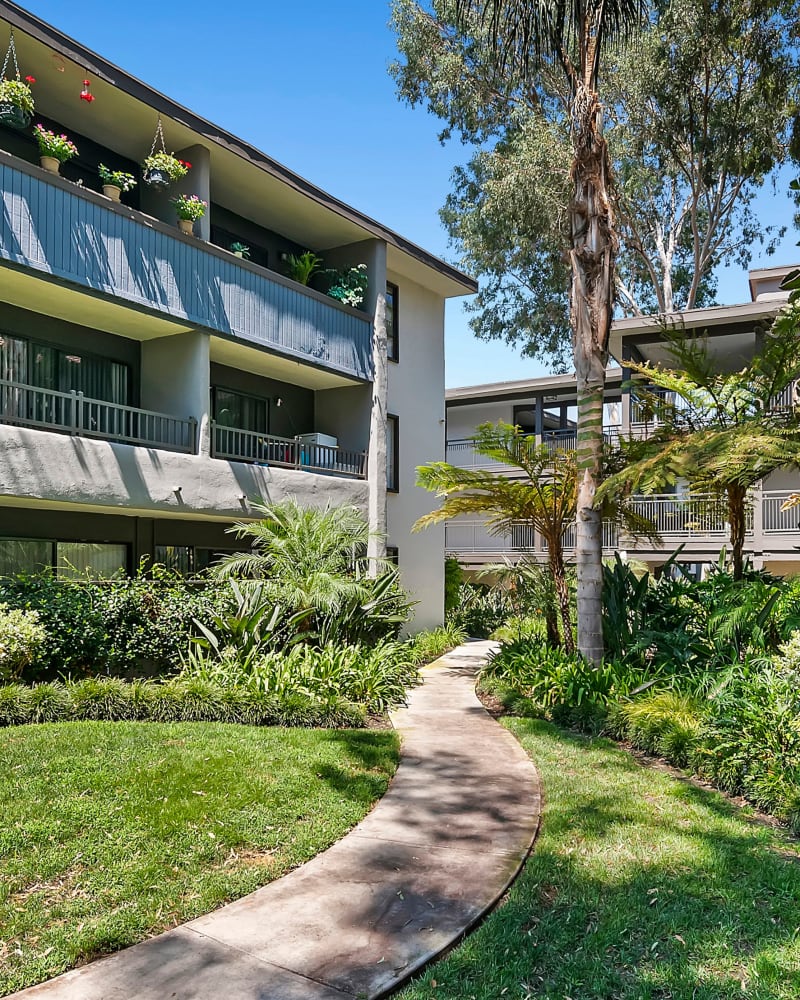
[173,193,206,235]
[285,251,322,286]
[33,124,78,175]
[0,76,35,129]
[98,164,137,202]
[321,263,369,309]
[229,241,250,259]
[142,150,190,188]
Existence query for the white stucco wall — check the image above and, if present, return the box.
[0,427,367,519]
[446,401,515,440]
[386,271,446,631]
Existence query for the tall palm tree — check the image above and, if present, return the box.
[600,315,800,580]
[452,0,647,662]
[415,422,657,651]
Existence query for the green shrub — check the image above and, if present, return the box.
[694,666,800,832]
[611,691,705,767]
[447,583,510,639]
[490,615,546,644]
[0,683,30,725]
[180,640,420,714]
[408,624,467,665]
[481,638,648,731]
[0,603,48,681]
[444,558,463,613]
[69,676,135,721]
[27,682,71,724]
[0,678,367,730]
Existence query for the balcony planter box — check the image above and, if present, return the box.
[0,101,30,129]
[177,218,194,235]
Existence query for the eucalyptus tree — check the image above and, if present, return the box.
[599,312,800,580]
[415,422,657,651]
[446,0,648,663]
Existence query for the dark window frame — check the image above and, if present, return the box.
[386,282,399,363]
[212,385,270,434]
[386,545,399,566]
[387,412,400,493]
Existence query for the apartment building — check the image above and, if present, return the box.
[445,265,800,577]
[0,3,476,628]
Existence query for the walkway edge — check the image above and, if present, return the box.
[9,640,542,1000]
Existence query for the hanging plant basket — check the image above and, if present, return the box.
[0,101,30,129]
[0,30,35,131]
[143,166,170,188]
[142,118,190,187]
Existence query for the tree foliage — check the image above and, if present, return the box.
[600,313,800,579]
[391,0,800,366]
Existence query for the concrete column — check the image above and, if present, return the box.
[140,330,211,455]
[621,343,632,435]
[534,394,544,448]
[139,143,211,240]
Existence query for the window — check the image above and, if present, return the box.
[0,333,129,404]
[213,387,268,433]
[155,545,194,576]
[386,546,399,566]
[0,538,53,577]
[57,542,128,580]
[196,548,240,572]
[385,282,399,362]
[387,413,399,492]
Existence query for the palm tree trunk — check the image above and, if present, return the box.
[549,543,574,654]
[571,86,615,665]
[727,484,747,581]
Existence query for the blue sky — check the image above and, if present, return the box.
[18,0,800,387]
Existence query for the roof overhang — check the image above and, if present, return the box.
[0,2,477,299]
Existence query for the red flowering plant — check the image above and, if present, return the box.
[142,150,190,183]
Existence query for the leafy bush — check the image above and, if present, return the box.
[490,615,546,644]
[0,677,366,730]
[0,570,230,679]
[610,691,705,767]
[447,583,511,639]
[0,603,47,681]
[181,640,419,714]
[407,624,467,665]
[444,558,463,613]
[481,637,648,731]
[694,665,800,833]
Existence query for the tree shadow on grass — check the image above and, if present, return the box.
[314,729,400,804]
[400,719,800,1000]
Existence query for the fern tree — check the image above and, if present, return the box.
[415,422,656,651]
[600,307,800,580]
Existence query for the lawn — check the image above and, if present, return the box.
[400,719,800,1000]
[0,721,399,996]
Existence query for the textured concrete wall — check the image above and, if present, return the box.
[0,426,368,519]
[386,271,446,632]
[446,401,513,440]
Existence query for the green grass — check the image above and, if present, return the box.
[400,720,800,1000]
[0,721,399,995]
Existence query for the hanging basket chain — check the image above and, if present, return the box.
[148,115,168,158]
[1,27,21,81]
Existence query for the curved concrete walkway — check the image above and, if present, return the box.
[14,641,541,1000]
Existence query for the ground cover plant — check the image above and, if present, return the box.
[0,721,399,995]
[400,720,800,1000]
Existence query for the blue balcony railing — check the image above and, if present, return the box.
[0,156,372,381]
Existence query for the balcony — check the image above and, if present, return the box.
[444,520,618,556]
[211,424,367,479]
[0,379,196,453]
[0,156,372,382]
[627,493,753,538]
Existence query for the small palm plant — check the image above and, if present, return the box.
[213,499,386,631]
